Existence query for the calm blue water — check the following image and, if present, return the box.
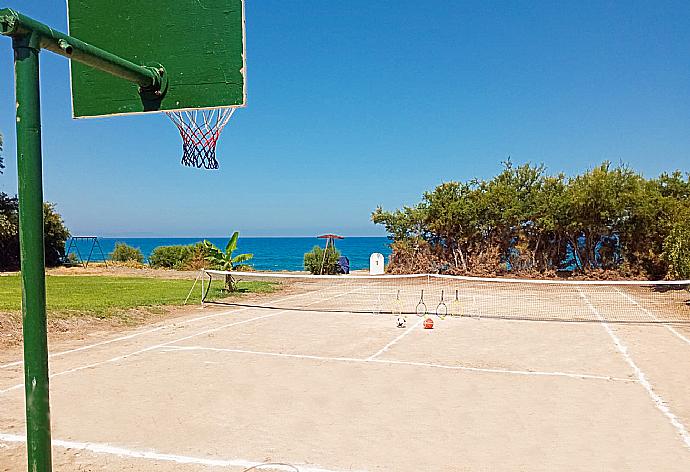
[66,237,391,271]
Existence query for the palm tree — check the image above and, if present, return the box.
[203,231,253,290]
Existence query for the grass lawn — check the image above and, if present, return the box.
[0,275,276,319]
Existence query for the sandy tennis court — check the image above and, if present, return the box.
[1,279,690,471]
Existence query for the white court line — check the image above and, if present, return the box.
[1,325,166,370]
[366,317,425,360]
[0,288,357,396]
[614,287,690,347]
[162,345,633,382]
[578,288,690,449]
[0,433,366,472]
[0,288,324,370]
[0,312,281,395]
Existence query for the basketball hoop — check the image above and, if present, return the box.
[166,108,236,169]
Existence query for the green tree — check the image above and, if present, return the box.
[43,202,70,266]
[0,193,19,269]
[663,221,690,279]
[304,245,341,275]
[0,195,69,270]
[203,231,253,290]
[110,242,144,263]
[372,160,690,278]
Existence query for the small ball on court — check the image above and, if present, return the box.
[423,318,434,329]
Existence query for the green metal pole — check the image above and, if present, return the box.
[13,31,53,472]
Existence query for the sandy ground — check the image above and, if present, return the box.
[1,281,690,471]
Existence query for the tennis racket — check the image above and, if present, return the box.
[415,289,427,317]
[435,290,447,319]
[392,289,403,316]
[450,289,462,317]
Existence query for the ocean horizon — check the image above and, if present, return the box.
[66,236,392,272]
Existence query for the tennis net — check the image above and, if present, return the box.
[202,270,690,324]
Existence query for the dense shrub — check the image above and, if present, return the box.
[373,161,690,279]
[149,245,190,269]
[110,242,144,263]
[184,242,212,270]
[663,221,690,280]
[0,193,70,270]
[304,246,341,275]
[149,242,210,270]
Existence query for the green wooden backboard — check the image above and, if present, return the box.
[67,0,246,118]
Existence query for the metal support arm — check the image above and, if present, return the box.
[0,8,166,93]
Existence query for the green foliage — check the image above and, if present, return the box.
[149,245,190,269]
[0,194,70,270]
[149,242,211,270]
[0,193,19,270]
[373,160,690,278]
[110,242,144,263]
[663,220,690,279]
[204,231,254,289]
[304,245,341,275]
[0,274,276,318]
[44,202,71,267]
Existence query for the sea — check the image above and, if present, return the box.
[67,237,391,272]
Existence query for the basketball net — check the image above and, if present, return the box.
[166,108,236,169]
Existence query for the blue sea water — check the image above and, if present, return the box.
[67,237,391,272]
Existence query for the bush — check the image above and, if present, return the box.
[149,245,191,269]
[663,222,690,279]
[184,242,213,270]
[304,246,341,275]
[149,242,211,270]
[110,242,144,263]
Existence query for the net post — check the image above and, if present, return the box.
[12,30,53,472]
[183,271,201,306]
[201,269,205,308]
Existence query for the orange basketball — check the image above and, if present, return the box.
[423,318,434,329]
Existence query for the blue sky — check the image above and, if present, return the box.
[0,1,688,237]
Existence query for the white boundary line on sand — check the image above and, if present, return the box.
[1,325,166,370]
[614,287,690,347]
[366,317,424,360]
[578,288,690,449]
[0,289,322,370]
[0,288,357,396]
[0,433,367,472]
[161,346,634,382]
